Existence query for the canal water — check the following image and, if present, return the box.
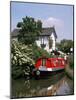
[11,71,74,98]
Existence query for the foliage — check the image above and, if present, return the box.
[68,54,74,69]
[17,16,42,44]
[32,43,52,61]
[11,40,51,79]
[56,39,73,53]
[36,20,42,32]
[11,40,35,78]
[49,37,53,49]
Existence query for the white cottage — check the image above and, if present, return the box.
[36,27,57,52]
[11,27,57,52]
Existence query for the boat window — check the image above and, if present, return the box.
[42,58,46,66]
[53,60,57,66]
[58,60,61,65]
[62,60,64,65]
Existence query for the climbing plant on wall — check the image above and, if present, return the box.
[49,37,53,49]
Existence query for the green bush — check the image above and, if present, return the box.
[32,43,52,61]
[11,40,51,79]
[69,55,74,69]
[11,40,35,79]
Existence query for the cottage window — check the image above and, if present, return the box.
[41,37,44,44]
[40,37,46,48]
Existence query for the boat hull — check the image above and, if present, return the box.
[32,68,65,79]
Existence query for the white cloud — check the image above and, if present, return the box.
[41,17,64,29]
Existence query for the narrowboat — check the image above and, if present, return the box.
[32,57,66,78]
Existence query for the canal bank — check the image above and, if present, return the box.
[65,65,74,80]
[64,54,74,79]
[65,63,74,80]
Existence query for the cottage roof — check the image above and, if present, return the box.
[40,27,57,38]
[11,27,57,38]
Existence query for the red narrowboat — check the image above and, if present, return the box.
[32,57,66,78]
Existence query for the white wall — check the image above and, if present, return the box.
[43,36,50,52]
[36,33,56,52]
[35,38,41,47]
[35,36,50,52]
[50,32,56,51]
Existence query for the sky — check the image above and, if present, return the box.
[11,2,74,42]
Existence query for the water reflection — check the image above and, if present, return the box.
[11,71,73,98]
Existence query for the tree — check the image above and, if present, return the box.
[56,39,73,53]
[36,20,42,33]
[17,16,42,44]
